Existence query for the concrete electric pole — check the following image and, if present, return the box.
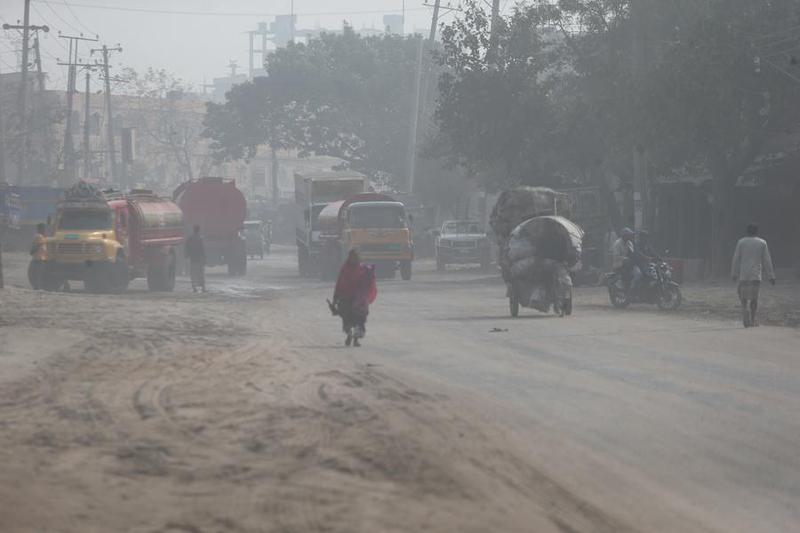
[406,0,454,195]
[91,44,122,186]
[59,33,98,183]
[2,0,49,183]
[0,66,6,184]
[32,36,52,176]
[630,0,649,231]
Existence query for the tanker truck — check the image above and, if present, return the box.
[42,182,183,293]
[173,177,247,276]
[317,193,414,281]
[294,171,367,277]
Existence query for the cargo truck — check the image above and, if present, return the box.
[318,193,414,280]
[174,177,248,275]
[42,182,183,293]
[294,171,367,277]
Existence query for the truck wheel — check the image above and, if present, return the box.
[110,256,130,293]
[41,265,64,292]
[228,254,247,276]
[164,253,177,292]
[400,261,412,281]
[28,260,43,289]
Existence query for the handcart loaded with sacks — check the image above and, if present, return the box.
[490,187,585,318]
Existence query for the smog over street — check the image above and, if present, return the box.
[1,1,800,532]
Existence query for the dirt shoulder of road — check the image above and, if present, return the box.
[576,278,800,328]
[0,277,643,532]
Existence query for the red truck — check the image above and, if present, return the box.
[173,177,248,275]
[43,182,183,293]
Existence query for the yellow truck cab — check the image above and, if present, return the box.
[319,193,414,280]
[44,182,183,293]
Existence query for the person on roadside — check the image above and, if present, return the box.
[333,249,377,347]
[731,223,775,328]
[28,223,48,290]
[611,227,637,291]
[184,224,206,293]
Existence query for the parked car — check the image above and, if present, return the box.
[435,220,491,271]
[243,220,270,259]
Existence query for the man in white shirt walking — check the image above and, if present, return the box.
[731,224,775,328]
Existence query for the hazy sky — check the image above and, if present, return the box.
[0,1,475,92]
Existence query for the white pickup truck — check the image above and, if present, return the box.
[434,220,491,271]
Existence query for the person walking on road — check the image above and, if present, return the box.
[333,249,377,347]
[731,223,775,328]
[185,224,206,293]
[28,223,48,290]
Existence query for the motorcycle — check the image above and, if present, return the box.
[602,256,682,310]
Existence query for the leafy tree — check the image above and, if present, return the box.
[433,2,562,189]
[638,0,800,270]
[435,0,800,271]
[204,26,423,186]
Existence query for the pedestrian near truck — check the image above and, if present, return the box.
[185,224,206,293]
[731,224,775,328]
[28,223,48,290]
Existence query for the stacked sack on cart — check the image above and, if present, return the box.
[505,216,584,311]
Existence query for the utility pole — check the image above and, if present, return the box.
[33,36,52,177]
[15,0,30,182]
[406,35,424,194]
[91,44,122,187]
[406,1,460,194]
[59,33,98,184]
[290,0,295,43]
[427,0,441,42]
[0,65,7,184]
[3,2,49,184]
[630,0,648,231]
[488,0,501,67]
[82,66,100,179]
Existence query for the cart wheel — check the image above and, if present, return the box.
[510,294,520,318]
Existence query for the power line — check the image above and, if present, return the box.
[45,0,97,38]
[31,2,80,33]
[30,1,429,18]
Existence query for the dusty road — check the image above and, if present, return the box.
[0,247,798,532]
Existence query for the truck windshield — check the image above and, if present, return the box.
[350,205,406,229]
[59,210,113,230]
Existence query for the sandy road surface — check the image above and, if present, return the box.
[0,247,798,532]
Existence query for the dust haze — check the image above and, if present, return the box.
[1,1,799,532]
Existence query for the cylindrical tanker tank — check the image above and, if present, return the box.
[127,190,184,246]
[173,178,248,275]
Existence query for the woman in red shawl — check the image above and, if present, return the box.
[333,249,377,347]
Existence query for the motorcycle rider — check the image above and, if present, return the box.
[632,230,656,286]
[611,227,636,290]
